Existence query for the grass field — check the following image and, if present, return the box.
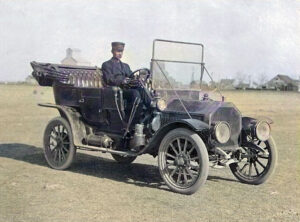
[0,85,299,222]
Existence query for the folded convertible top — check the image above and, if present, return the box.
[30,61,99,86]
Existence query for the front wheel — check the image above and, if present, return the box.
[229,136,277,185]
[158,128,209,195]
[43,117,76,170]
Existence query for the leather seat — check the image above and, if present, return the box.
[68,69,105,88]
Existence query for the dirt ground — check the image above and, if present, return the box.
[0,85,299,222]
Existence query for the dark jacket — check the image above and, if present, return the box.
[101,57,132,86]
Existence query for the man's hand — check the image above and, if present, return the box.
[122,77,130,85]
[128,79,141,88]
[122,77,141,88]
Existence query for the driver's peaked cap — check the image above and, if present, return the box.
[111,42,125,52]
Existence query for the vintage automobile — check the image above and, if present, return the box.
[31,39,277,194]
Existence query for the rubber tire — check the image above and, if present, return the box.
[111,154,137,164]
[229,136,277,185]
[43,117,76,170]
[158,128,209,195]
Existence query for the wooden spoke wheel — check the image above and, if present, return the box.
[158,128,209,195]
[43,117,76,170]
[230,136,277,185]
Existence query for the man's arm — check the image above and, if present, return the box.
[124,63,132,78]
[101,62,125,86]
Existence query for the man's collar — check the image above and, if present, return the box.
[111,57,120,63]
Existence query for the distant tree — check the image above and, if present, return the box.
[234,71,245,84]
[257,73,268,86]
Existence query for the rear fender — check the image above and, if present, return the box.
[145,119,209,156]
[38,103,87,146]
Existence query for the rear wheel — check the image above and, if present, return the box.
[111,154,136,164]
[229,136,277,184]
[158,128,209,195]
[43,117,76,170]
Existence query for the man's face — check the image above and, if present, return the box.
[112,50,123,60]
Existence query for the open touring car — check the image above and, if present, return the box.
[31,39,277,194]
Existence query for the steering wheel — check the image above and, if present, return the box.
[129,68,151,83]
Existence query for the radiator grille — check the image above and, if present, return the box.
[210,107,241,147]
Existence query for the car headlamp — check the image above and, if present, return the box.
[254,121,270,141]
[214,121,231,144]
[157,99,167,111]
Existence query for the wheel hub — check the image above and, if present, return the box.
[175,153,189,167]
[56,137,63,147]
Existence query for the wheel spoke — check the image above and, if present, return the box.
[50,146,57,152]
[61,149,66,160]
[183,139,187,153]
[240,163,248,173]
[170,166,178,177]
[61,126,66,134]
[53,149,58,162]
[248,162,252,176]
[54,127,60,137]
[257,155,269,159]
[190,156,199,161]
[186,168,195,179]
[50,134,57,140]
[253,162,260,176]
[57,126,62,136]
[177,138,182,153]
[256,159,266,169]
[187,146,195,155]
[169,143,179,155]
[58,149,62,162]
[166,153,176,159]
[166,162,175,167]
[177,170,182,183]
[183,169,188,184]
[62,146,69,153]
[62,133,68,140]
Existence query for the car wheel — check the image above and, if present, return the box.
[229,136,277,185]
[158,128,209,195]
[111,154,136,164]
[43,117,76,170]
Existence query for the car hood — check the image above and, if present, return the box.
[164,99,238,116]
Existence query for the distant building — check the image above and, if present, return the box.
[266,74,299,91]
[61,48,90,66]
[219,79,235,90]
[234,82,250,90]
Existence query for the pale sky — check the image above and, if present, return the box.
[0,0,299,82]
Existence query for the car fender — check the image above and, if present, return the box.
[145,119,209,156]
[38,103,87,146]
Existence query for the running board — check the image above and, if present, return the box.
[76,144,137,157]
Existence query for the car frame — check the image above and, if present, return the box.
[31,39,277,194]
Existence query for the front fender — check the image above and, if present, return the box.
[145,119,209,156]
[38,103,87,146]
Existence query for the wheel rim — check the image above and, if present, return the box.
[236,139,272,180]
[161,137,201,189]
[46,123,70,167]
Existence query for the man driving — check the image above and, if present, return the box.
[101,42,132,87]
[102,41,142,102]
[101,42,145,124]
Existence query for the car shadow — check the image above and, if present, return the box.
[0,143,237,192]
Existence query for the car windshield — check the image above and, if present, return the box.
[151,40,223,111]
